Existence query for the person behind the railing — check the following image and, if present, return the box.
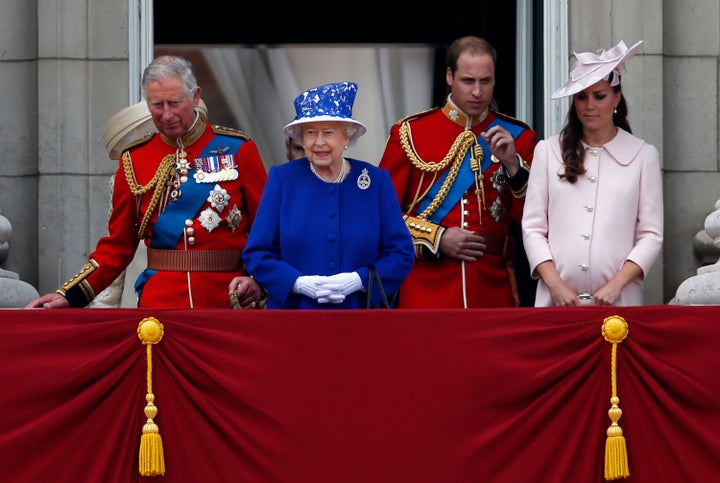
[285,135,305,161]
[522,40,663,306]
[378,36,538,308]
[240,81,414,309]
[26,55,268,309]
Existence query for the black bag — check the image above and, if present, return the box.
[366,266,398,309]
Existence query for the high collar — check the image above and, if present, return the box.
[160,112,206,148]
[441,95,488,128]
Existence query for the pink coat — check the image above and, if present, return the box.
[522,128,663,306]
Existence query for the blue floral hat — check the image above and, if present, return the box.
[283,81,367,141]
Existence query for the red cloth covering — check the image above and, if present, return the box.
[1,306,719,482]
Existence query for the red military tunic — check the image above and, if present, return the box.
[59,118,267,308]
[379,99,537,308]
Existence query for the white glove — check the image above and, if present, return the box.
[316,290,346,304]
[292,275,326,299]
[317,272,363,296]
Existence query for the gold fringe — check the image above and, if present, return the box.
[137,317,166,477]
[601,315,630,480]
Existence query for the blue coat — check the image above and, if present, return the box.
[243,158,415,309]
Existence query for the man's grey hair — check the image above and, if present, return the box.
[141,55,198,100]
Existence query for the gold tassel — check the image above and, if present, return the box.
[137,317,166,477]
[601,315,630,480]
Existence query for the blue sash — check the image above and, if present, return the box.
[416,118,525,224]
[135,133,245,297]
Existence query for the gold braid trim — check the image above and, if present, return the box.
[122,152,177,239]
[399,120,476,173]
[469,144,486,218]
[399,121,479,220]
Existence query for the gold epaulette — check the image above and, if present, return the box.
[404,215,445,257]
[490,110,534,131]
[211,125,250,140]
[393,107,440,126]
[120,132,155,154]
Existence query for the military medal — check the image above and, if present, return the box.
[198,207,221,232]
[168,148,190,202]
[177,149,190,183]
[226,204,242,232]
[207,184,230,212]
[194,145,238,183]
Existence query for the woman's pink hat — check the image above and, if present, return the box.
[551,40,644,99]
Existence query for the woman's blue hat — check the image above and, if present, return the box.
[283,81,367,141]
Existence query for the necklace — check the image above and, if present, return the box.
[310,159,348,183]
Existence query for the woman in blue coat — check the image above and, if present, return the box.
[241,81,414,309]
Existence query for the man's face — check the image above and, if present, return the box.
[285,137,305,161]
[145,77,200,139]
[446,52,495,117]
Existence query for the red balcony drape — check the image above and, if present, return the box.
[1,306,719,482]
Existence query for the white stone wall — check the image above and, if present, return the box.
[661,0,720,302]
[34,1,131,295]
[0,0,39,286]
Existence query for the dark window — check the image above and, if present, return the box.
[153,3,520,116]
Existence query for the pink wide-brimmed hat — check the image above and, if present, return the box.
[551,40,644,99]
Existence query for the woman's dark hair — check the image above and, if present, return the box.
[558,74,632,183]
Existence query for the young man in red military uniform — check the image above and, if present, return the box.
[27,55,267,309]
[379,36,538,308]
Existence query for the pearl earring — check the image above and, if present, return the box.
[614,108,618,114]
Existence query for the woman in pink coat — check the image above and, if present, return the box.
[522,40,663,306]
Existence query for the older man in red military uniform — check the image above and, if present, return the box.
[27,55,267,309]
[379,36,537,308]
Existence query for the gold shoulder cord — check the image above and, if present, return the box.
[122,152,176,239]
[398,121,483,220]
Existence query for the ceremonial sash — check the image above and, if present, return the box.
[135,133,245,296]
[416,118,526,224]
